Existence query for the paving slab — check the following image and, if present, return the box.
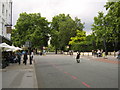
[1,58,38,89]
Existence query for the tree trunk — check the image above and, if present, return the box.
[113,38,118,57]
[55,48,57,54]
[103,38,107,56]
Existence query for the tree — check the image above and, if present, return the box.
[104,1,120,51]
[92,12,108,53]
[11,29,21,46]
[85,34,96,51]
[50,14,84,53]
[91,1,120,55]
[11,12,50,49]
[69,30,86,51]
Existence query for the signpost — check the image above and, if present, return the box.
[25,41,32,64]
[25,41,31,48]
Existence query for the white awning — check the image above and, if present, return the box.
[0,43,22,51]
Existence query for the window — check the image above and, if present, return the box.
[2,4,5,15]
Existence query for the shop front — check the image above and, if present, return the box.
[0,35,12,69]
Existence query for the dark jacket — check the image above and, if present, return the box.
[76,53,80,59]
[23,53,28,60]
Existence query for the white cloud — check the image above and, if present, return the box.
[12,0,107,35]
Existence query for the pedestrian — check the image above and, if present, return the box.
[117,50,120,60]
[30,51,34,65]
[43,50,46,55]
[97,49,101,57]
[31,51,34,59]
[29,55,32,65]
[17,50,22,65]
[92,50,94,56]
[101,49,103,57]
[39,51,42,56]
[23,52,28,65]
[102,52,106,59]
[22,50,26,55]
[13,53,18,63]
[76,52,81,63]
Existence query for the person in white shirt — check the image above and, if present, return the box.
[31,51,34,58]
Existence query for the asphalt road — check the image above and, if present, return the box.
[34,55,118,88]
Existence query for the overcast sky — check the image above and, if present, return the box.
[12,0,107,35]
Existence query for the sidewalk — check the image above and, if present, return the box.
[81,55,120,64]
[1,57,38,89]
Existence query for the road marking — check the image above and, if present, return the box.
[49,62,92,88]
[71,76,77,79]
[82,82,91,88]
[64,72,68,74]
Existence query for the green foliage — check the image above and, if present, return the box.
[50,14,84,51]
[11,1,120,52]
[11,29,21,46]
[11,12,50,49]
[91,1,120,52]
[69,30,95,51]
[47,45,55,52]
[69,30,86,45]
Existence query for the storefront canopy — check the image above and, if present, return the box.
[0,43,22,51]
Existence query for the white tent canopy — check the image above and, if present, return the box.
[0,43,12,51]
[0,43,10,48]
[0,43,22,51]
[6,46,22,51]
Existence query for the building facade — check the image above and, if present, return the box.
[0,0,12,45]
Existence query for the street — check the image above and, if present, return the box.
[1,0,120,89]
[34,55,118,88]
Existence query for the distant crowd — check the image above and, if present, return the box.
[92,49,104,57]
[91,49,120,59]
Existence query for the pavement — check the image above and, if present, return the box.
[80,55,120,64]
[0,55,38,89]
[64,52,119,64]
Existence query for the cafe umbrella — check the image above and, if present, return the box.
[0,43,12,51]
[6,46,22,51]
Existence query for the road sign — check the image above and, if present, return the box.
[24,41,31,47]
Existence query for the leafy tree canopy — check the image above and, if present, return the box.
[11,12,50,49]
[50,14,84,51]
